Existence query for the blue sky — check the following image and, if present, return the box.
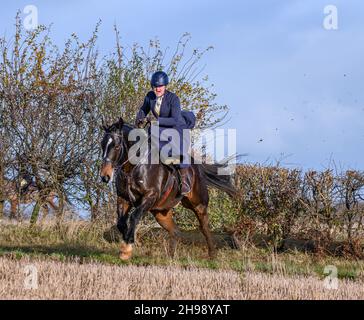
[1,0,363,171]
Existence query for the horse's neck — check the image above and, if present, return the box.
[123,162,135,174]
[116,140,134,173]
[117,125,150,173]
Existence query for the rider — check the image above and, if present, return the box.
[135,71,194,195]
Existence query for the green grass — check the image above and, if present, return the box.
[0,220,363,281]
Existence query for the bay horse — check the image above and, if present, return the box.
[100,117,236,260]
[1,176,58,219]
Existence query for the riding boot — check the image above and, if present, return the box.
[179,167,191,196]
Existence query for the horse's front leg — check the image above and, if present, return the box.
[120,195,156,260]
[116,197,132,242]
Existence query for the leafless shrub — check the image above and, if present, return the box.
[234,165,304,248]
[336,170,364,257]
[301,170,340,244]
[229,164,364,257]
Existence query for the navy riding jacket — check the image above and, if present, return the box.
[136,90,195,168]
[136,90,187,128]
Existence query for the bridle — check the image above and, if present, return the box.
[103,121,151,174]
[102,132,125,168]
[103,123,151,170]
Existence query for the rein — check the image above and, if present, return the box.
[107,125,151,171]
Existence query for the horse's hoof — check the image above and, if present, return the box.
[120,252,132,260]
[120,243,133,260]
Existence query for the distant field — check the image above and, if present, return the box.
[0,220,363,300]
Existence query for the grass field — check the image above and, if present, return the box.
[0,219,363,299]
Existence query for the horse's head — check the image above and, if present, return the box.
[100,117,126,183]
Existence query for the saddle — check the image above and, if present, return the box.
[162,158,185,195]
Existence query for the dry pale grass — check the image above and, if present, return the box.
[1,256,364,300]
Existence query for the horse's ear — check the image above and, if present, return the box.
[116,117,124,130]
[101,116,109,132]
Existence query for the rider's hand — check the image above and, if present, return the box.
[136,118,146,128]
[136,116,154,128]
[145,115,158,126]
[145,115,154,123]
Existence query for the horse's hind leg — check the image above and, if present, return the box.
[193,204,216,258]
[183,199,216,259]
[181,167,216,258]
[153,210,181,257]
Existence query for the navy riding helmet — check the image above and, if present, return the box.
[150,71,169,87]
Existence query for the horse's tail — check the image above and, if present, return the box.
[199,155,239,198]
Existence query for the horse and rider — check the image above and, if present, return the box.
[134,71,196,195]
[100,71,237,260]
[1,174,58,219]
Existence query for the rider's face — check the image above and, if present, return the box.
[153,85,166,97]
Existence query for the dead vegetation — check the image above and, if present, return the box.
[229,165,364,257]
[1,255,363,300]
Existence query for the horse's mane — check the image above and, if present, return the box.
[108,121,135,133]
[122,122,136,131]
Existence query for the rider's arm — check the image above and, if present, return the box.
[136,95,151,121]
[158,94,181,127]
